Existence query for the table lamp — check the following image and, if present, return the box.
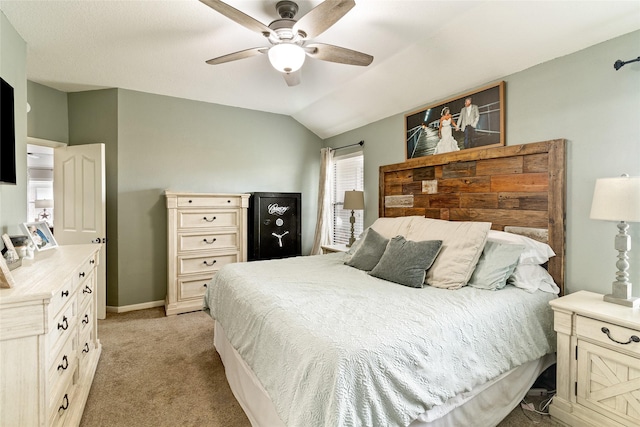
[35,199,54,221]
[343,190,364,247]
[589,174,640,308]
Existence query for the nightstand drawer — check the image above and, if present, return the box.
[576,315,640,356]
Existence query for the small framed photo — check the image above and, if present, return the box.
[20,221,58,251]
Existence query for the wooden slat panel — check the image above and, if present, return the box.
[490,173,548,192]
[449,208,548,228]
[402,182,422,195]
[460,193,499,209]
[438,177,491,193]
[385,195,414,208]
[442,161,476,178]
[413,195,430,208]
[428,194,461,208]
[524,153,548,173]
[476,156,523,176]
[498,192,548,210]
[384,183,404,196]
[423,208,445,219]
[413,167,436,181]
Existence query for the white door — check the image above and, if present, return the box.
[53,143,107,319]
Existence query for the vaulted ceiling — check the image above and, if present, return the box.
[1,0,639,139]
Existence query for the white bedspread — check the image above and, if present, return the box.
[203,253,556,427]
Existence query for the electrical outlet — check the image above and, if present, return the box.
[527,388,548,396]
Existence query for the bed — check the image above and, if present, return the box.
[204,139,566,427]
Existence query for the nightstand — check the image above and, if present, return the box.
[321,244,350,254]
[549,290,640,427]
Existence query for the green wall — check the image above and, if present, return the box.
[27,81,68,143]
[0,12,27,236]
[325,30,640,297]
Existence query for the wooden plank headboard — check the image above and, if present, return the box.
[379,139,566,295]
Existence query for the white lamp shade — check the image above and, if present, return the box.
[343,190,364,210]
[34,199,54,209]
[590,175,640,222]
[268,43,305,73]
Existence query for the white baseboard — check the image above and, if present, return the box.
[106,300,165,313]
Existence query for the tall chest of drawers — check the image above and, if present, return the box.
[549,291,640,427]
[165,192,250,316]
[0,244,101,427]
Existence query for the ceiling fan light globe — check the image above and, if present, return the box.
[268,43,305,73]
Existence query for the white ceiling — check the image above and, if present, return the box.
[1,0,639,139]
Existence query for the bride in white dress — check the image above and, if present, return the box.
[434,107,460,154]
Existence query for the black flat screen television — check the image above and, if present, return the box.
[1,77,17,185]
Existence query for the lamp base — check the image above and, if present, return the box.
[603,294,640,308]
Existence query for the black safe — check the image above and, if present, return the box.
[248,192,302,261]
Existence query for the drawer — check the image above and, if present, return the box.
[179,253,238,275]
[48,331,76,391]
[178,231,238,252]
[49,277,75,319]
[48,300,77,357]
[78,270,96,312]
[178,210,239,229]
[48,377,75,427]
[177,196,240,208]
[78,302,93,337]
[179,274,214,300]
[74,254,97,289]
[576,315,640,356]
[78,325,96,378]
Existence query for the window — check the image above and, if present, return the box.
[332,152,364,245]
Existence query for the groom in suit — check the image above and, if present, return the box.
[458,97,479,149]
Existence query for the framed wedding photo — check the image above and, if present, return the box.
[21,221,58,251]
[405,81,505,160]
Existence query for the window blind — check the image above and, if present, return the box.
[332,152,364,244]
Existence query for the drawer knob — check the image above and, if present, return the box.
[188,199,193,203]
[79,271,85,278]
[57,355,69,371]
[203,238,217,244]
[203,260,217,267]
[58,316,69,331]
[61,290,69,298]
[59,394,69,412]
[601,327,640,345]
[203,216,217,222]
[82,314,90,325]
[83,286,93,294]
[83,343,90,354]
[90,259,95,264]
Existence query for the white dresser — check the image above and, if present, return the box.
[549,291,640,427]
[0,244,101,427]
[165,191,249,316]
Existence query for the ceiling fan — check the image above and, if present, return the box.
[200,0,374,86]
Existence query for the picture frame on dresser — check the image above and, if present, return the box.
[0,256,15,288]
[405,81,505,159]
[21,220,58,251]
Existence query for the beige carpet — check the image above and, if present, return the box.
[80,308,558,427]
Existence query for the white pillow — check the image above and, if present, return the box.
[487,230,555,265]
[508,264,560,294]
[370,216,420,239]
[406,217,491,289]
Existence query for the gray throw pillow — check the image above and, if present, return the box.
[369,236,442,288]
[345,227,389,271]
[467,241,525,290]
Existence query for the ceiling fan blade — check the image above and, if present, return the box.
[206,47,267,65]
[283,70,301,87]
[305,43,373,66]
[200,0,274,38]
[293,0,355,39]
